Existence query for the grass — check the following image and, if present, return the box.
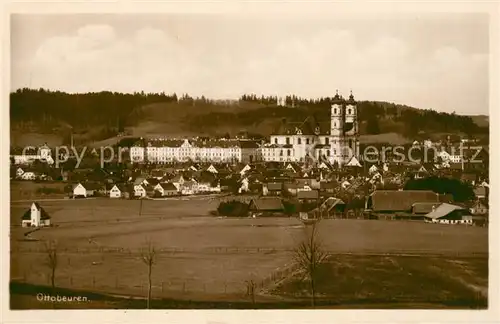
[271,255,487,308]
[9,197,489,308]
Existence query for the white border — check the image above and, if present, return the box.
[1,1,499,323]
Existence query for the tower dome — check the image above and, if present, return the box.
[347,90,356,103]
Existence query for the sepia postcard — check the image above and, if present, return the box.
[2,1,499,324]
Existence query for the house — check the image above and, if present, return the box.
[133,177,149,187]
[207,164,218,174]
[144,185,156,197]
[392,202,444,220]
[411,202,442,215]
[181,180,197,195]
[470,200,488,215]
[368,165,378,174]
[474,186,487,199]
[109,184,124,198]
[21,202,51,227]
[162,183,179,196]
[240,164,252,176]
[44,155,55,165]
[295,176,320,190]
[196,181,213,193]
[21,171,36,181]
[425,203,471,224]
[318,161,333,170]
[263,182,283,196]
[171,174,185,191]
[248,197,285,216]
[285,162,300,173]
[461,172,477,185]
[341,180,351,189]
[72,183,88,198]
[318,197,346,218]
[84,183,100,197]
[297,189,319,202]
[345,156,362,168]
[151,169,165,179]
[133,184,147,198]
[154,183,178,196]
[238,177,250,194]
[320,181,338,194]
[146,178,160,187]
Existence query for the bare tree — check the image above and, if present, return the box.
[294,220,329,307]
[43,240,58,291]
[245,279,256,306]
[140,238,157,309]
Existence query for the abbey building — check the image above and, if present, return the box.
[261,90,360,166]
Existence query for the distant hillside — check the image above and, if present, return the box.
[469,115,489,128]
[9,89,489,146]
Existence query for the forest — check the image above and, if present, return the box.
[10,88,488,142]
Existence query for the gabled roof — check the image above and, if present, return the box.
[320,181,338,190]
[411,202,442,214]
[275,114,331,136]
[425,203,466,219]
[285,162,301,172]
[449,163,463,170]
[22,203,51,220]
[151,170,164,178]
[158,182,178,191]
[249,197,284,211]
[320,197,346,213]
[297,190,319,200]
[283,182,299,190]
[267,182,283,191]
[345,156,362,167]
[183,180,196,187]
[369,190,440,212]
[133,177,147,185]
[238,140,260,149]
[146,178,160,186]
[474,186,487,196]
[171,174,184,182]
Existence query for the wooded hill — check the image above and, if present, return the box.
[10,88,489,145]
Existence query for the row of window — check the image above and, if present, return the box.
[262,149,338,157]
[274,137,332,145]
[139,157,242,163]
[133,151,241,157]
[332,108,355,115]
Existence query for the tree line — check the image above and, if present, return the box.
[10,88,486,137]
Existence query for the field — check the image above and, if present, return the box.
[10,181,67,201]
[10,197,489,308]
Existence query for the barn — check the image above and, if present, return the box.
[365,190,442,220]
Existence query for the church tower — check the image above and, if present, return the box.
[344,90,359,164]
[330,90,359,167]
[330,90,344,166]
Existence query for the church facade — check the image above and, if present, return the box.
[261,91,360,167]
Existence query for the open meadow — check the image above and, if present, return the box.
[10,197,489,308]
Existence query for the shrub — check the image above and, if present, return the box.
[35,187,62,195]
[216,200,249,217]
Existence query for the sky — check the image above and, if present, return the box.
[10,13,489,115]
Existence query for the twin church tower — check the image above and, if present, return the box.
[330,90,360,166]
[268,90,360,167]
